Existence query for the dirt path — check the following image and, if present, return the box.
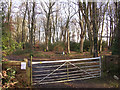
[33,78,120,88]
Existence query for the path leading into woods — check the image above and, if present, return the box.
[33,77,120,88]
[5,50,112,61]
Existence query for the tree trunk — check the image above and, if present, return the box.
[34,21,36,47]
[78,1,94,55]
[80,37,84,53]
[49,18,52,44]
[63,30,66,43]
[22,2,28,49]
[45,31,49,51]
[109,17,113,48]
[106,17,109,47]
[56,12,58,42]
[56,32,58,42]
[52,15,55,43]
[30,2,35,49]
[67,29,70,54]
[77,30,80,43]
[45,2,54,51]
[8,0,12,47]
[63,17,69,43]
[28,3,31,44]
[39,27,40,44]
[60,27,63,41]
[2,2,4,31]
[99,4,108,52]
[93,2,98,57]
[99,17,105,53]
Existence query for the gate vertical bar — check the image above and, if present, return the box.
[67,62,69,80]
[99,56,101,77]
[30,56,32,85]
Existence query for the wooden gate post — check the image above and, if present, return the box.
[30,55,32,86]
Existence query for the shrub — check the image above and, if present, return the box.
[48,43,54,51]
[24,42,31,49]
[2,41,23,56]
[2,67,17,88]
[38,43,46,51]
[98,40,108,51]
[52,42,65,52]
[112,33,120,55]
[70,41,79,52]
[83,39,90,52]
[102,41,108,51]
[12,49,32,55]
[70,40,90,52]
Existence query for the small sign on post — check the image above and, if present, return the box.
[21,62,26,70]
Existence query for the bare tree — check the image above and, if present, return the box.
[15,15,22,43]
[78,2,86,53]
[78,2,94,54]
[62,1,77,54]
[8,0,12,47]
[30,1,36,49]
[99,3,108,52]
[40,0,55,51]
[28,1,31,44]
[92,2,98,57]
[22,2,28,49]
[51,3,59,43]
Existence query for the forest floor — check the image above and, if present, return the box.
[5,49,112,61]
[33,77,120,88]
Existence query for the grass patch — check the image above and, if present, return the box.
[109,80,119,88]
[12,49,32,55]
[33,52,50,58]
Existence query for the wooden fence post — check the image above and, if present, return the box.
[24,58,30,86]
[30,56,32,86]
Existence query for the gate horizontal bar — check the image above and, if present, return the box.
[32,75,100,85]
[32,68,100,77]
[32,64,62,68]
[32,61,100,69]
[32,65,100,72]
[32,57,101,64]
[33,73,99,82]
[32,66,100,73]
[33,71,100,80]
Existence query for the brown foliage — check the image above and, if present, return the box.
[53,44,64,52]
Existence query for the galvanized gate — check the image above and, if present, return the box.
[32,57,101,85]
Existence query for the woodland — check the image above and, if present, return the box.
[1,0,120,57]
[1,0,120,88]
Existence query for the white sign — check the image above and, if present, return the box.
[21,62,26,70]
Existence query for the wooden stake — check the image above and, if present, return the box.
[30,56,32,86]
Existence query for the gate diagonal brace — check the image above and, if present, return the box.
[67,61,96,78]
[36,61,67,84]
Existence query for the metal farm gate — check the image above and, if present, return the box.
[31,57,101,85]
